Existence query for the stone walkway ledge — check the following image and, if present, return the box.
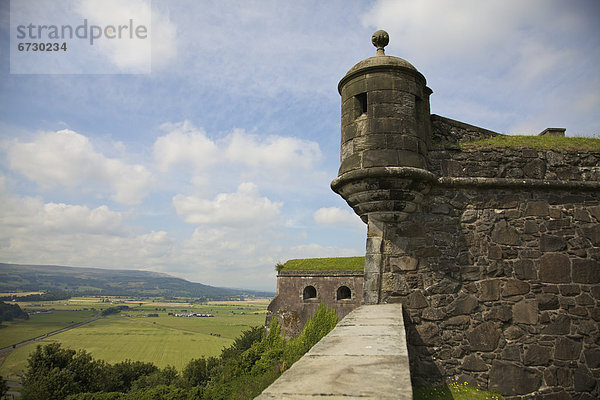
[256,304,412,399]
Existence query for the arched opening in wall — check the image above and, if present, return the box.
[303,286,317,300]
[337,286,352,300]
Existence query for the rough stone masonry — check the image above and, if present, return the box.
[331,30,600,399]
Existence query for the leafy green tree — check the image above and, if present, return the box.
[182,357,219,387]
[131,366,180,391]
[220,326,264,361]
[106,360,158,392]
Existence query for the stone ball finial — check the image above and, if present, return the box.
[372,30,389,56]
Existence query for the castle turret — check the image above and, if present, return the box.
[331,31,436,303]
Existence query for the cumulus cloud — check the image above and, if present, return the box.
[153,121,326,188]
[224,129,322,170]
[6,129,153,205]
[154,122,218,172]
[0,179,175,271]
[173,182,282,227]
[314,206,363,228]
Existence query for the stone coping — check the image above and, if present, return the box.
[256,304,412,400]
[332,167,600,192]
[331,166,438,192]
[438,176,600,190]
[278,270,364,277]
[430,114,500,137]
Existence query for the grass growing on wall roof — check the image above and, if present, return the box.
[282,257,365,271]
[461,134,600,152]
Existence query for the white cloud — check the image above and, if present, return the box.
[153,121,218,172]
[225,128,322,170]
[173,182,282,227]
[153,122,327,191]
[314,206,363,228]
[6,129,153,205]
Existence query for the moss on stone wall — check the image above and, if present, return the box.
[281,257,365,271]
[461,134,600,152]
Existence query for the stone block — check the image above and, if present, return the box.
[575,293,595,305]
[502,279,530,297]
[589,205,600,221]
[425,277,460,294]
[421,307,446,321]
[574,209,591,222]
[339,153,361,174]
[539,253,571,283]
[364,253,382,274]
[540,234,567,252]
[537,294,559,311]
[353,134,387,152]
[513,300,538,325]
[462,354,488,371]
[440,315,470,328]
[389,255,418,271]
[544,367,572,388]
[573,367,596,392]
[466,322,500,351]
[381,273,408,295]
[524,344,552,366]
[483,306,512,322]
[559,284,581,296]
[447,293,478,315]
[362,149,398,168]
[581,224,600,245]
[365,236,382,255]
[406,291,428,309]
[478,279,500,301]
[491,220,521,245]
[489,360,542,395]
[502,344,522,361]
[525,201,549,216]
[487,245,502,260]
[584,349,600,368]
[524,159,546,179]
[514,259,537,280]
[572,258,600,284]
[412,322,441,346]
[554,337,582,360]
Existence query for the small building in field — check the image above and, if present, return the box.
[265,257,364,337]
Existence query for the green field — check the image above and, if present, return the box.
[0,309,97,348]
[0,297,270,379]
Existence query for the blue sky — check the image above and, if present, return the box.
[0,0,598,291]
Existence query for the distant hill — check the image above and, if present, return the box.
[0,263,274,299]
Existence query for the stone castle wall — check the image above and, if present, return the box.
[373,115,600,398]
[266,270,363,337]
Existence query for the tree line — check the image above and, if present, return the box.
[19,303,338,400]
[0,301,29,324]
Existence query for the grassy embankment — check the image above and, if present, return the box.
[460,134,600,152]
[280,256,365,271]
[414,380,503,399]
[0,297,270,379]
